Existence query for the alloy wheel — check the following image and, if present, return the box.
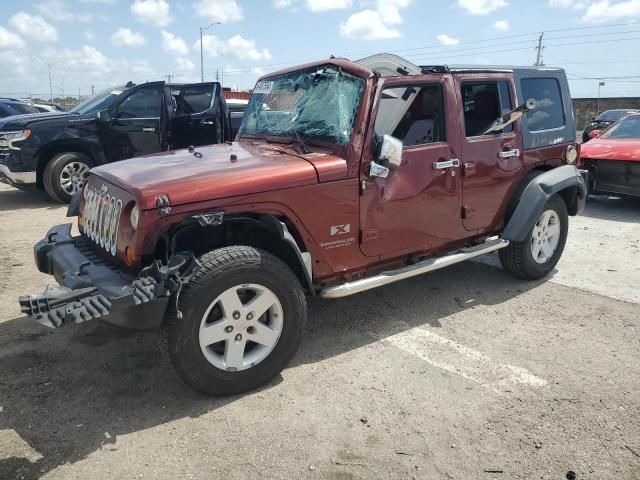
[59,161,90,195]
[199,284,284,372]
[530,209,561,264]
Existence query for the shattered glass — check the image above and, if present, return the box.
[239,66,365,145]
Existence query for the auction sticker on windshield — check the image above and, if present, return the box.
[253,81,274,95]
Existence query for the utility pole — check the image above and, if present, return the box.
[534,32,544,67]
[597,81,606,115]
[166,74,173,83]
[48,63,55,102]
[60,74,65,109]
[91,84,95,96]
[200,22,221,82]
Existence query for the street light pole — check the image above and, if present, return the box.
[199,22,221,83]
[48,60,61,102]
[596,80,605,115]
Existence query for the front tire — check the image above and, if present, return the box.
[43,152,93,203]
[499,194,569,280]
[162,246,307,396]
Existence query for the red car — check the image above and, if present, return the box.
[580,113,640,197]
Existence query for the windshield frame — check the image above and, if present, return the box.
[71,86,128,115]
[238,65,367,147]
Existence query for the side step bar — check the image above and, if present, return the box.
[320,238,509,299]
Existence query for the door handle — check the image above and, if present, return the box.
[201,120,215,125]
[498,149,520,159]
[433,158,460,170]
[142,127,156,132]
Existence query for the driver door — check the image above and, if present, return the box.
[359,75,465,258]
[107,81,165,161]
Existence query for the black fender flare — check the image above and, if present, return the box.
[502,165,587,242]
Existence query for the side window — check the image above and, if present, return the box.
[117,87,162,119]
[374,84,446,148]
[462,82,506,137]
[521,78,565,131]
[181,85,214,114]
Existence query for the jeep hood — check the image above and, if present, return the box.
[91,142,348,210]
[0,111,76,130]
[580,138,640,162]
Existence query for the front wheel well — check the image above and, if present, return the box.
[36,143,96,189]
[155,214,314,295]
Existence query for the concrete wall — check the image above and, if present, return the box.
[573,97,640,130]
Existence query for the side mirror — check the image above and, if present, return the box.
[589,129,602,139]
[379,134,403,169]
[368,135,403,179]
[97,109,112,123]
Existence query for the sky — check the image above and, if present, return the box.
[1,0,640,99]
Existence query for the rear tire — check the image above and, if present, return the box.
[499,194,568,280]
[43,152,93,203]
[162,246,306,396]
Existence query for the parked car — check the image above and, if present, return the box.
[0,98,39,118]
[20,53,585,396]
[580,112,640,197]
[0,81,231,202]
[582,108,639,143]
[226,98,248,139]
[30,102,66,113]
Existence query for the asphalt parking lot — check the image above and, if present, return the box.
[0,183,639,480]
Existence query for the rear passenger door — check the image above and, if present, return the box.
[456,77,523,231]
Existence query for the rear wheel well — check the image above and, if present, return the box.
[154,214,314,295]
[36,143,96,189]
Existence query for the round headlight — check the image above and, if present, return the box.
[130,204,139,231]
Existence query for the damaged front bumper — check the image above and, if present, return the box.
[19,224,192,329]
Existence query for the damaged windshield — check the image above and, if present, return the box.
[239,66,365,146]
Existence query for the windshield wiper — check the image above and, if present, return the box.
[294,131,309,155]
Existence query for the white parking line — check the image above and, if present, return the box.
[386,328,547,394]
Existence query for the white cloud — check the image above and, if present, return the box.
[306,0,352,11]
[0,27,25,50]
[252,66,266,76]
[35,0,92,22]
[273,0,294,7]
[111,27,146,47]
[548,0,588,8]
[9,12,58,42]
[493,19,510,30]
[131,0,172,27]
[174,56,194,71]
[340,0,412,40]
[437,33,460,45]
[457,0,508,15]
[582,0,640,21]
[194,0,244,22]
[84,30,95,41]
[197,34,271,61]
[161,30,189,55]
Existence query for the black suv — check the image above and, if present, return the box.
[0,81,230,202]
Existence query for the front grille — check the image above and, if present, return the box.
[83,184,123,256]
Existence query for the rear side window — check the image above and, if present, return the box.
[181,85,214,114]
[521,78,565,131]
[462,80,513,137]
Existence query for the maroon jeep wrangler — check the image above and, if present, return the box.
[20,54,586,396]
